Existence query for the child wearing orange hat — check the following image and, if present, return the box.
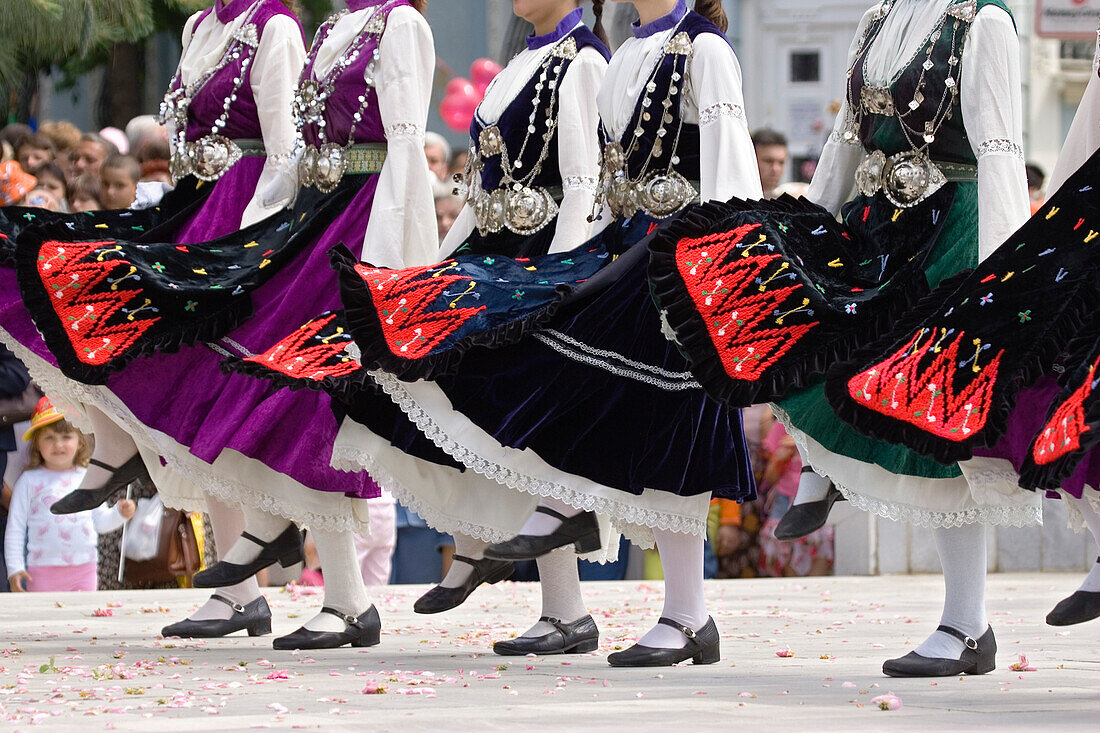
[4,398,135,592]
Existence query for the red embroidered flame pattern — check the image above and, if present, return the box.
[1031,356,1100,466]
[675,223,818,380]
[356,261,486,360]
[846,327,1003,442]
[245,313,360,382]
[37,240,158,366]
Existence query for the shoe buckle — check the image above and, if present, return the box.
[231,602,246,614]
[963,635,978,651]
[682,627,696,639]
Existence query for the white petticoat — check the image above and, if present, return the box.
[771,403,1043,529]
[1,326,370,534]
[345,370,714,551]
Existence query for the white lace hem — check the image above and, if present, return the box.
[698,102,745,126]
[330,442,514,544]
[1058,486,1100,534]
[369,370,707,540]
[770,402,1043,529]
[0,326,368,534]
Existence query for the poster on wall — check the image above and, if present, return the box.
[1036,0,1099,39]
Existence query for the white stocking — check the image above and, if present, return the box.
[188,495,263,622]
[791,464,832,506]
[302,528,372,632]
[438,533,490,589]
[79,405,139,491]
[1066,495,1100,593]
[636,527,709,649]
[519,496,581,536]
[913,523,988,659]
[218,507,292,566]
[521,547,587,637]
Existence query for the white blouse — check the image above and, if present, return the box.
[809,0,1030,262]
[1046,23,1100,195]
[4,468,125,577]
[441,26,608,257]
[180,4,305,227]
[597,25,762,204]
[350,5,438,269]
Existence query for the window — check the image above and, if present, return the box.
[1060,41,1094,60]
[790,51,821,84]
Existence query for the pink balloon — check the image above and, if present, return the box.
[470,58,503,94]
[444,77,477,99]
[440,92,479,133]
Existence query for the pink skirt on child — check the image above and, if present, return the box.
[26,562,97,592]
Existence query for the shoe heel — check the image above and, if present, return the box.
[971,654,995,675]
[573,531,602,554]
[352,625,381,648]
[569,639,599,654]
[486,565,513,585]
[247,618,272,637]
[692,641,720,665]
[279,546,304,568]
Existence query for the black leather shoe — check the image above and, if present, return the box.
[414,555,514,614]
[1047,590,1100,626]
[484,507,601,560]
[161,595,272,638]
[193,524,304,588]
[774,477,844,541]
[607,616,720,667]
[493,615,599,656]
[882,625,996,677]
[272,605,381,650]
[50,454,149,515]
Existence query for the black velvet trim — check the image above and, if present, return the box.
[647,195,933,407]
[1018,331,1100,491]
[823,150,1100,466]
[15,229,253,385]
[220,350,379,405]
[331,245,576,381]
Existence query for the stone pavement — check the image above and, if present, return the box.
[0,573,1097,731]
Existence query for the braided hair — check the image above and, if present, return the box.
[591,0,609,46]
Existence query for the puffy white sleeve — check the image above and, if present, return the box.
[547,46,607,254]
[961,7,1030,262]
[1047,31,1100,195]
[807,8,881,213]
[360,7,438,269]
[689,34,761,202]
[238,15,306,228]
[4,477,29,578]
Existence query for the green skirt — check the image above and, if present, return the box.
[774,182,979,479]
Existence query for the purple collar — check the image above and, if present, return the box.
[215,0,254,22]
[347,0,391,11]
[526,8,583,50]
[632,0,688,38]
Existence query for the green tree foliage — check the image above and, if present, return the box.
[0,1,208,88]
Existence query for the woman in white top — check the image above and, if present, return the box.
[649,0,1034,675]
[831,15,1100,629]
[233,0,763,666]
[13,0,437,649]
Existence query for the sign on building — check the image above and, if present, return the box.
[1036,0,1099,39]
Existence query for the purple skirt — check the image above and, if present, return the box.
[1,162,379,499]
[975,378,1100,500]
